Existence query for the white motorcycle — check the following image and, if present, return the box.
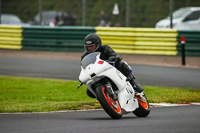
[78,52,150,119]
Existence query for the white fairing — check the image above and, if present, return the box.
[79,52,139,113]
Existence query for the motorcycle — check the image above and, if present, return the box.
[77,52,150,119]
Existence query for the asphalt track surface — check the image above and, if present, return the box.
[1,106,200,133]
[0,53,200,133]
[0,56,200,89]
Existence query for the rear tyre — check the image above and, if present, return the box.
[133,95,150,117]
[95,85,122,119]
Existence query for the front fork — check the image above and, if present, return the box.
[104,81,118,101]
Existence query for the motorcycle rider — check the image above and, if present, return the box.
[81,33,144,99]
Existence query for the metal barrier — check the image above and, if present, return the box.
[0,25,22,49]
[0,24,200,56]
[96,27,178,55]
[177,30,200,56]
[22,26,95,51]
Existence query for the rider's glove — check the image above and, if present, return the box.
[108,55,122,62]
[108,56,117,62]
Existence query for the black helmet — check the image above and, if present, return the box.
[84,33,102,53]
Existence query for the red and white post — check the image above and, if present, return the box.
[181,37,186,66]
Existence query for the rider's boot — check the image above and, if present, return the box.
[126,74,143,93]
[120,61,145,101]
[127,74,146,102]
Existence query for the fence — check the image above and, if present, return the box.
[1,24,200,56]
[1,0,200,27]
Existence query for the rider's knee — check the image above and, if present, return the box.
[118,61,132,76]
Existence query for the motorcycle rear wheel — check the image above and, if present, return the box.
[95,85,122,119]
[133,95,150,117]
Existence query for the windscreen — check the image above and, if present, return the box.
[166,7,190,19]
[81,52,100,69]
[173,8,190,19]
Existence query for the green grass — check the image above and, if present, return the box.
[0,75,200,113]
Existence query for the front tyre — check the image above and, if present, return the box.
[95,85,122,119]
[133,95,150,117]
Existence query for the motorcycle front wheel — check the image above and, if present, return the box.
[95,85,122,119]
[133,95,150,117]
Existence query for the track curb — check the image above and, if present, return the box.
[0,103,200,115]
[149,102,200,107]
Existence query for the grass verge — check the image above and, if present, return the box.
[0,75,200,113]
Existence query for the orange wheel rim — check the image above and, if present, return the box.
[102,87,121,113]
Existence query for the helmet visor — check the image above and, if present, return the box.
[85,44,97,53]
